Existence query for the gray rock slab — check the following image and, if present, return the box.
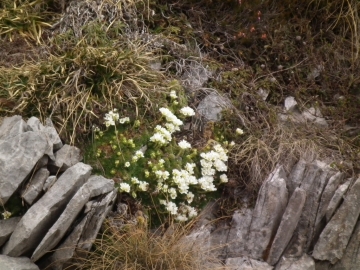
[0,217,21,247]
[330,216,360,270]
[225,257,273,270]
[35,155,49,169]
[284,96,298,112]
[1,162,92,257]
[325,179,351,222]
[197,92,232,122]
[42,175,57,192]
[267,187,307,266]
[21,168,50,205]
[275,254,315,270]
[287,159,307,196]
[0,254,39,270]
[26,117,43,132]
[0,115,28,140]
[38,214,89,270]
[0,131,49,204]
[247,165,288,260]
[313,177,360,264]
[31,175,114,261]
[77,190,117,251]
[226,208,253,258]
[43,118,63,151]
[208,220,231,259]
[48,144,82,173]
[284,164,328,257]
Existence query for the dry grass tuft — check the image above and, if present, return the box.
[72,219,216,270]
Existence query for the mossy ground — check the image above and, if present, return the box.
[1,0,360,268]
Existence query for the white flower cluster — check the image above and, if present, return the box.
[132,150,144,162]
[198,144,228,191]
[172,168,198,194]
[119,182,130,193]
[104,109,130,127]
[178,139,191,149]
[175,204,198,222]
[179,106,195,117]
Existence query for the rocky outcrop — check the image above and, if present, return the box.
[247,165,288,260]
[0,254,39,270]
[185,158,360,270]
[0,115,117,269]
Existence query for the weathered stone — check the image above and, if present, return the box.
[37,214,89,270]
[0,217,21,247]
[21,167,50,205]
[0,131,48,204]
[275,254,315,270]
[226,208,253,258]
[302,107,328,128]
[26,117,43,132]
[313,177,360,264]
[42,175,57,192]
[0,254,39,270]
[44,118,63,151]
[197,92,232,122]
[31,175,114,261]
[325,179,351,222]
[77,190,117,251]
[285,164,328,256]
[35,155,49,169]
[225,257,273,270]
[267,187,306,266]
[0,115,28,140]
[284,96,298,112]
[311,172,345,250]
[287,159,307,196]
[208,220,231,259]
[182,61,212,91]
[2,163,92,257]
[48,144,82,173]
[330,215,360,270]
[247,165,288,260]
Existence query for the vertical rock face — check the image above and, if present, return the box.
[267,187,307,266]
[284,164,329,257]
[313,177,360,264]
[0,131,48,204]
[325,179,351,222]
[275,254,315,270]
[1,162,92,257]
[247,165,288,260]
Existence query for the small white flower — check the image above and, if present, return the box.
[119,117,130,124]
[124,162,131,167]
[2,210,11,219]
[166,201,178,215]
[178,140,191,149]
[230,141,235,146]
[139,181,149,191]
[131,177,140,184]
[236,128,244,135]
[170,90,177,99]
[186,192,194,204]
[119,183,130,193]
[220,174,228,183]
[179,106,195,117]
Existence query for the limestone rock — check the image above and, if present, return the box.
[197,92,232,122]
[226,208,253,258]
[26,117,43,132]
[275,254,315,270]
[21,167,50,205]
[284,96,298,112]
[48,144,82,173]
[45,190,117,269]
[31,175,114,261]
[77,190,117,251]
[302,107,328,128]
[0,131,48,204]
[285,164,329,256]
[0,254,39,270]
[287,159,307,196]
[247,165,288,260]
[313,177,360,264]
[325,179,351,222]
[267,187,306,265]
[42,175,57,192]
[2,163,92,257]
[0,115,28,140]
[0,217,21,247]
[225,257,273,270]
[312,172,344,244]
[182,61,212,91]
[43,118,63,151]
